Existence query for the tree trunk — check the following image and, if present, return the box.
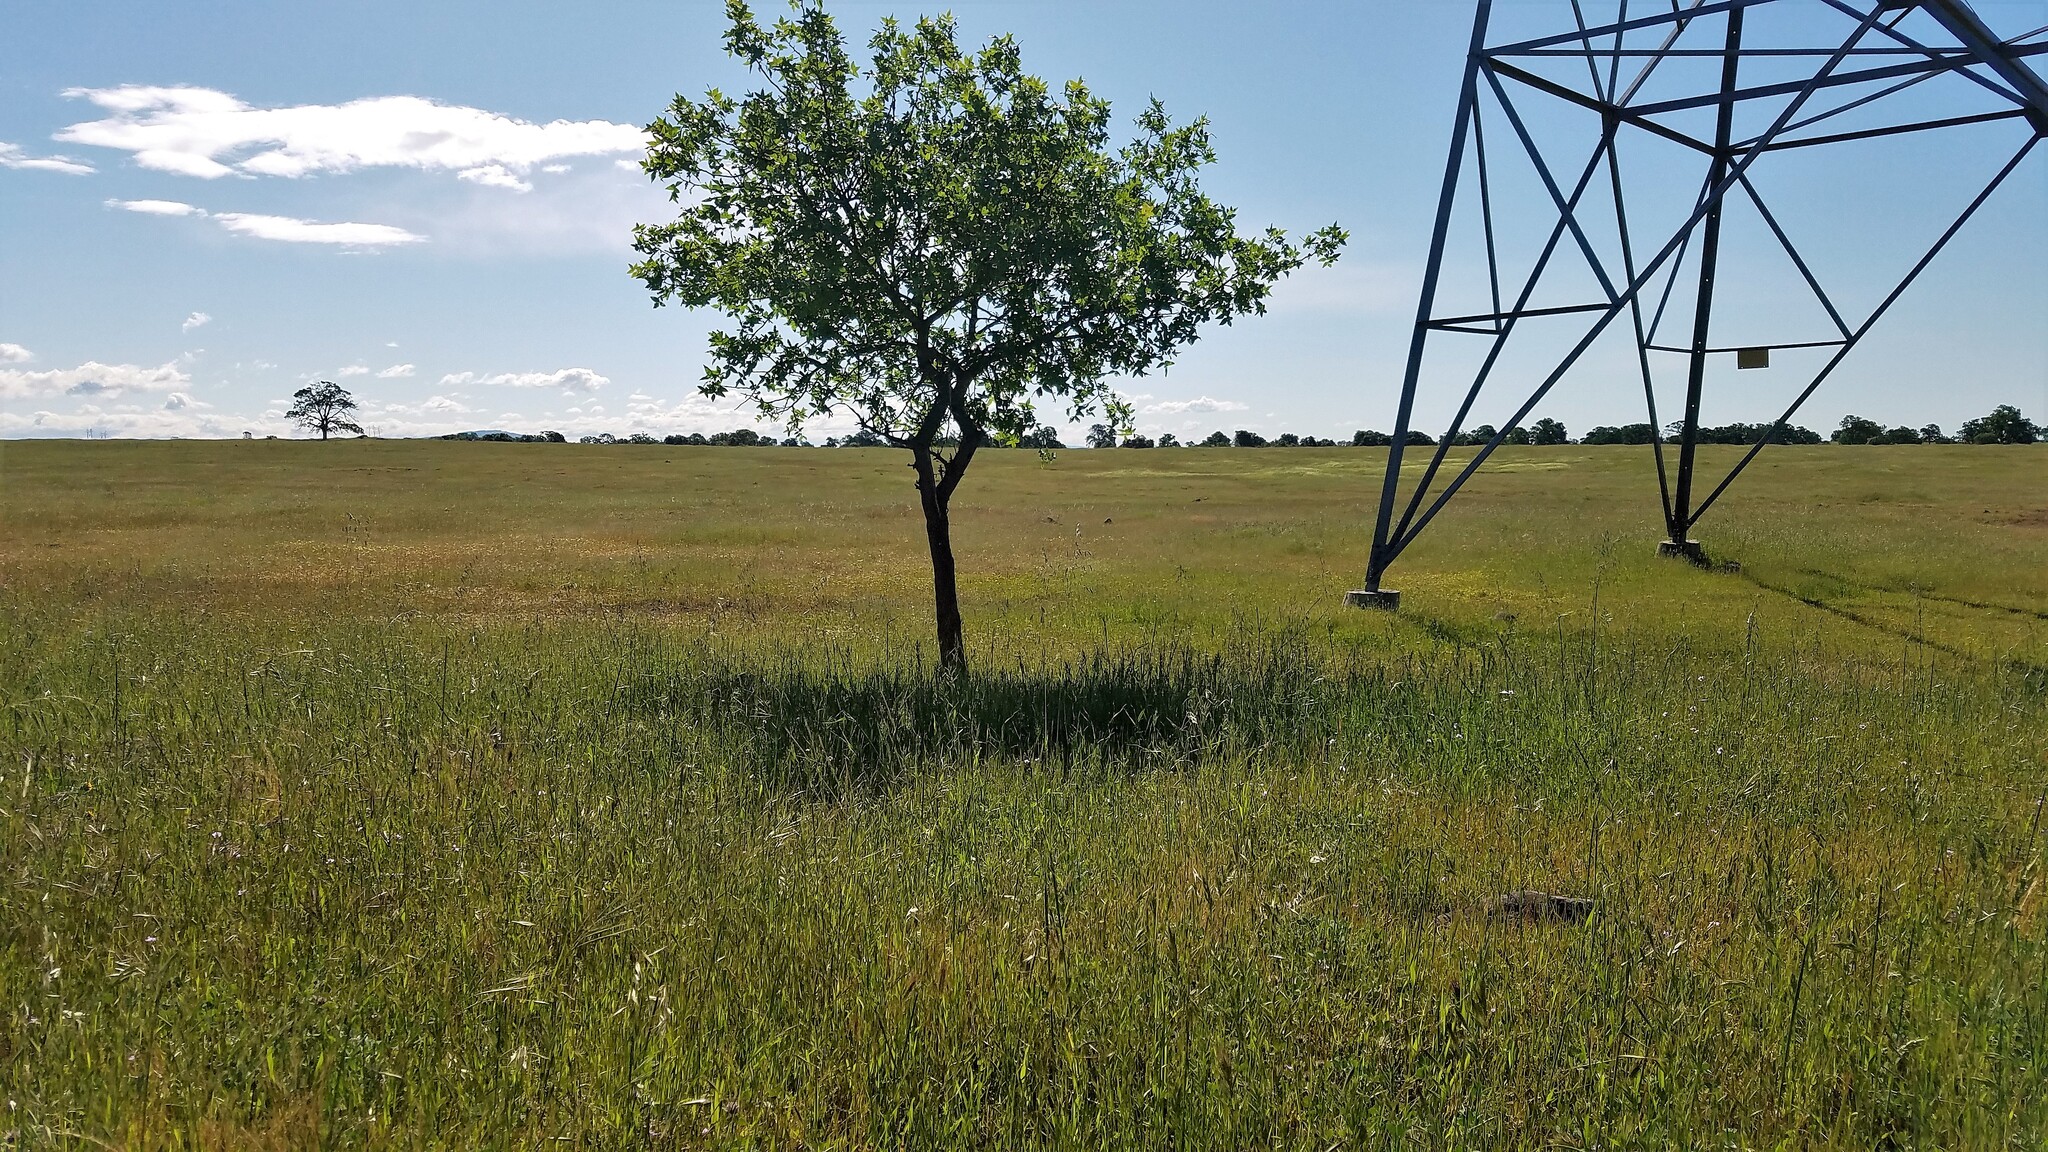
[911,446,966,672]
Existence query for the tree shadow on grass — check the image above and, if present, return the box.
[634,644,1359,793]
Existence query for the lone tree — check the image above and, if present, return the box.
[286,381,363,440]
[632,2,1342,669]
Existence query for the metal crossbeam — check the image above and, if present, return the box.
[1359,0,2048,599]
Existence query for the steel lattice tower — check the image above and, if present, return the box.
[1353,0,2047,610]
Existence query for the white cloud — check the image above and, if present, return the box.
[430,160,673,257]
[0,142,94,175]
[212,212,424,247]
[1,391,780,441]
[0,359,190,400]
[108,197,204,216]
[0,398,289,440]
[338,364,370,376]
[371,394,474,417]
[540,163,570,174]
[1142,396,1249,415]
[58,86,647,190]
[108,198,419,247]
[182,311,211,332]
[457,164,532,192]
[375,363,415,378]
[440,367,608,392]
[0,343,32,363]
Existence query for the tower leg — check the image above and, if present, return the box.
[1357,0,1495,610]
[1657,540,1708,566]
[1669,8,1744,553]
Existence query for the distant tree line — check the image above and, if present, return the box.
[1828,405,2037,445]
[426,405,2038,449]
[1579,421,1825,446]
[439,430,567,443]
[1057,406,2036,449]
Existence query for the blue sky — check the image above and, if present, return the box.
[2,0,2043,442]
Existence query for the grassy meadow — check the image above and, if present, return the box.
[2,438,2045,1148]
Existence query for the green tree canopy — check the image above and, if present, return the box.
[285,381,363,441]
[631,1,1343,667]
[1959,405,2038,445]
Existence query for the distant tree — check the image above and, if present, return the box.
[838,429,887,447]
[1351,429,1393,446]
[285,381,363,441]
[1682,421,1785,445]
[628,432,660,444]
[1919,424,1949,444]
[1121,434,1155,448]
[663,434,691,445]
[1233,430,1268,447]
[1017,425,1065,450]
[1401,430,1436,447]
[541,430,567,443]
[1583,423,1655,445]
[630,4,1341,668]
[1275,432,1300,447]
[1958,404,2038,444]
[1665,419,1787,444]
[1874,425,1922,445]
[1832,415,1885,445]
[1529,418,1568,445]
[1201,431,1231,447]
[1453,424,1498,447]
[1086,424,1119,449]
[1156,432,1180,448]
[1502,425,1532,445]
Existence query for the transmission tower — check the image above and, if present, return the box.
[1352,0,2046,610]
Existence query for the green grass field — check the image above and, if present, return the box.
[3,440,2045,1148]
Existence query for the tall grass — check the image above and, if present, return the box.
[4,605,2043,1148]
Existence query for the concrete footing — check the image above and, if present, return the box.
[1345,589,1401,611]
[1658,539,1708,565]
